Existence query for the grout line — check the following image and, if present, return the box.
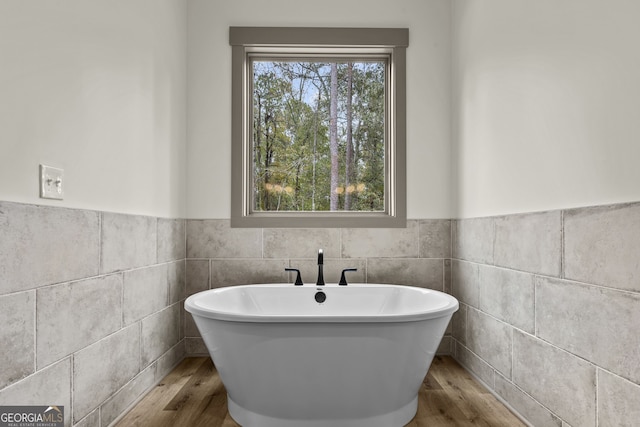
[33,289,38,374]
[98,211,103,277]
[138,320,143,372]
[155,218,159,266]
[70,354,74,426]
[448,257,640,297]
[183,218,187,267]
[120,272,125,330]
[510,326,514,383]
[533,274,537,338]
[595,368,599,427]
[441,259,445,292]
[560,209,565,279]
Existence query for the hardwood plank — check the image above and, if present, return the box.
[115,358,210,427]
[115,356,524,427]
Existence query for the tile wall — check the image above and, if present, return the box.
[0,201,186,427]
[184,219,453,356]
[4,198,639,427]
[451,202,640,427]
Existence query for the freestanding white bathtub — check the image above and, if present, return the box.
[185,283,458,427]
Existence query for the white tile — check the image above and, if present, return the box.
[101,212,156,273]
[73,324,140,422]
[186,219,261,258]
[37,275,122,368]
[513,330,596,427]
[479,265,534,333]
[140,304,180,368]
[0,202,99,294]
[466,308,512,378]
[536,276,640,384]
[123,265,168,325]
[0,291,35,389]
[0,358,72,427]
[564,202,640,292]
[598,369,640,427]
[342,221,420,258]
[494,211,561,276]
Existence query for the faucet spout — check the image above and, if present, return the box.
[316,249,325,286]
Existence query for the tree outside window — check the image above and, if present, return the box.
[252,60,385,213]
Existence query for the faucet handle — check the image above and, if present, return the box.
[339,268,358,286]
[285,268,304,286]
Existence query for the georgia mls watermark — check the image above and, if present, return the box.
[0,406,63,427]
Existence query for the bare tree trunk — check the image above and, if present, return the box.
[344,62,354,211]
[255,95,263,209]
[329,63,339,211]
[264,114,272,211]
[312,89,321,211]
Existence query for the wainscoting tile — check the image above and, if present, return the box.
[494,211,561,276]
[444,259,451,294]
[436,336,453,355]
[184,311,201,338]
[37,274,122,369]
[101,212,156,273]
[513,330,596,427]
[157,218,185,263]
[536,276,640,384]
[73,324,140,422]
[186,219,261,259]
[366,258,443,290]
[451,302,467,345]
[210,259,288,287]
[0,291,35,389]
[454,341,495,388]
[341,221,420,258]
[0,202,99,294]
[451,260,479,307]
[452,217,494,263]
[123,265,168,325]
[0,358,72,427]
[479,265,534,333]
[186,259,209,295]
[73,409,99,427]
[185,337,208,356]
[564,203,640,292]
[263,228,340,259]
[167,260,186,304]
[155,341,185,382]
[466,308,512,378]
[598,369,640,427]
[494,374,562,427]
[419,219,451,258]
[140,304,181,368]
[100,364,156,427]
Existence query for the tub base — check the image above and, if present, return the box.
[227,394,418,427]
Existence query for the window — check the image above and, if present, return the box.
[230,27,408,227]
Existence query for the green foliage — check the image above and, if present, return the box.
[252,60,385,212]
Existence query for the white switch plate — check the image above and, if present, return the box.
[40,164,64,200]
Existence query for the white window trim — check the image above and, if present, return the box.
[229,27,408,228]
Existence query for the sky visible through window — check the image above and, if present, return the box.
[252,59,386,212]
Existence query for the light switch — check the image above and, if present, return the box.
[40,164,64,200]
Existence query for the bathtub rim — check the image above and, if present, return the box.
[185,283,459,323]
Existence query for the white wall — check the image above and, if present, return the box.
[187,0,452,219]
[452,0,640,218]
[0,0,187,218]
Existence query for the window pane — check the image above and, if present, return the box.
[251,60,386,212]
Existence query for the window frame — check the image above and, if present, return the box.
[230,27,408,228]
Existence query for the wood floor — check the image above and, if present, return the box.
[115,356,526,427]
